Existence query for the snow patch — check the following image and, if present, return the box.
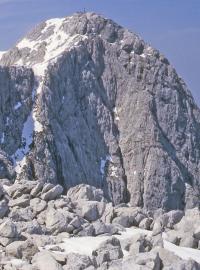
[1,132,5,144]
[43,227,200,264]
[110,165,118,177]
[0,51,6,61]
[14,101,22,110]
[164,240,200,264]
[113,107,120,121]
[6,117,9,126]
[140,53,146,58]
[44,227,150,257]
[100,155,112,177]
[12,113,34,174]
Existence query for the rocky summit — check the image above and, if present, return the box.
[0,11,200,270]
[0,12,200,211]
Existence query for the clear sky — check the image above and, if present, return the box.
[0,0,199,105]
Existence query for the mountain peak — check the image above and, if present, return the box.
[0,12,153,77]
[0,13,199,211]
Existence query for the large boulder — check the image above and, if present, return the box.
[45,208,74,235]
[133,250,161,270]
[41,185,63,201]
[8,206,35,222]
[92,237,123,267]
[0,219,19,246]
[5,239,39,261]
[0,199,9,218]
[30,198,47,214]
[67,184,106,203]
[0,150,15,180]
[63,253,94,270]
[8,194,30,208]
[32,251,63,270]
[79,200,105,222]
[112,207,146,227]
[6,180,36,199]
[30,182,43,197]
[93,220,119,236]
[0,219,18,238]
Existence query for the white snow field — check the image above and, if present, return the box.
[44,227,200,264]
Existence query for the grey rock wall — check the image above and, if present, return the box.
[0,12,199,210]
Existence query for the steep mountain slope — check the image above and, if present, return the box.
[0,12,199,210]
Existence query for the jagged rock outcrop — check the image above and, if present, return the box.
[0,12,200,210]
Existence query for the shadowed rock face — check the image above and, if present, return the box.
[0,12,200,210]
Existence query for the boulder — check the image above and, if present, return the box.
[0,184,5,199]
[5,239,39,261]
[153,247,183,268]
[194,226,200,240]
[112,207,140,227]
[93,220,118,236]
[112,215,130,227]
[63,253,94,270]
[179,232,198,248]
[0,150,15,180]
[165,210,184,228]
[67,184,106,202]
[129,234,152,256]
[6,180,36,198]
[134,250,161,270]
[28,234,56,247]
[41,183,55,194]
[8,206,34,222]
[0,199,9,218]
[8,194,30,208]
[164,230,181,245]
[80,201,105,222]
[45,208,69,235]
[54,197,72,209]
[30,182,43,197]
[0,219,18,238]
[21,220,45,235]
[175,208,200,233]
[92,237,123,267]
[100,203,114,224]
[139,217,153,230]
[69,216,86,229]
[77,223,95,237]
[152,220,163,236]
[30,198,47,214]
[41,185,63,201]
[0,219,19,246]
[32,251,63,270]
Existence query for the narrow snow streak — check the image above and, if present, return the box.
[1,132,5,144]
[13,113,34,174]
[14,101,22,110]
[0,51,6,61]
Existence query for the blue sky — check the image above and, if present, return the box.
[0,0,200,105]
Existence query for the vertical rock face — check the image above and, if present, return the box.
[0,12,200,210]
[0,66,34,179]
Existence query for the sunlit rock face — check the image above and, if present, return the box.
[0,12,200,210]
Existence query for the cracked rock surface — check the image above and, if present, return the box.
[0,12,200,211]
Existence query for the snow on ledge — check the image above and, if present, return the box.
[0,51,6,61]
